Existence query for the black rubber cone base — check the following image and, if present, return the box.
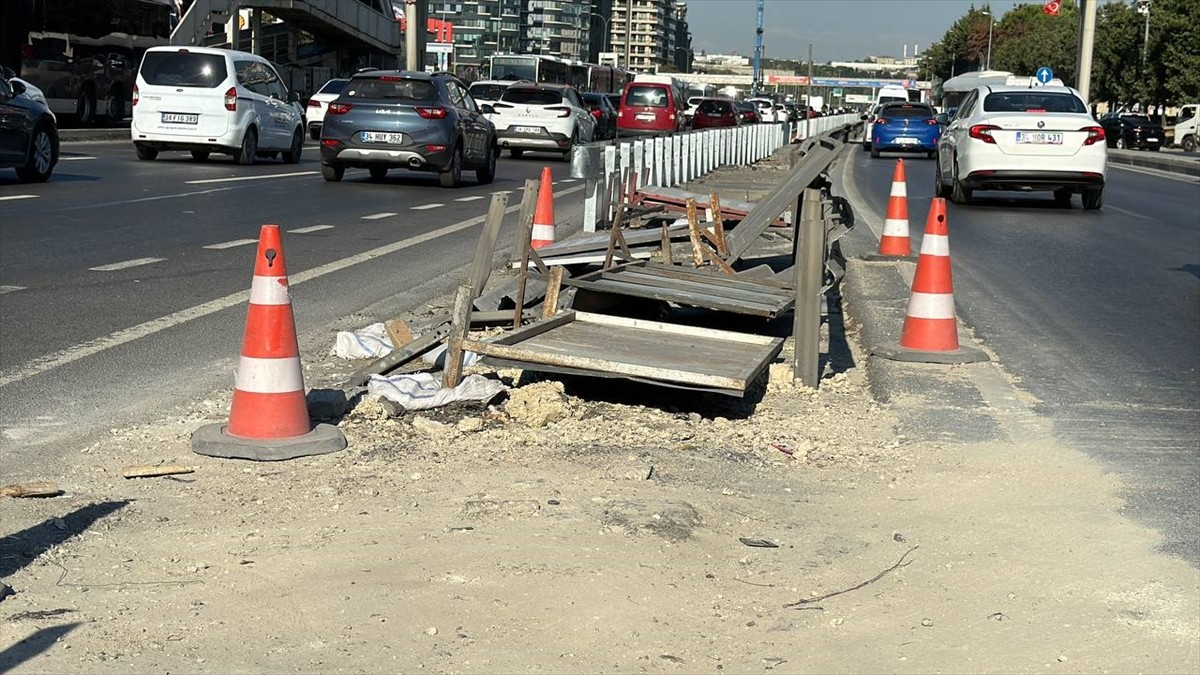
[860,253,919,263]
[872,342,990,365]
[191,422,347,461]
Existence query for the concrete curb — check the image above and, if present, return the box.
[1107,149,1200,177]
[58,127,131,143]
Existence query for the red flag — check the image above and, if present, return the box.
[1043,0,1061,16]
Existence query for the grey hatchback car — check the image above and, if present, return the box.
[319,71,497,187]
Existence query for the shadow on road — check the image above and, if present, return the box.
[0,500,129,579]
[0,622,81,672]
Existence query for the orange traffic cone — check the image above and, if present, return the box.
[192,224,346,461]
[531,167,556,249]
[864,159,916,261]
[873,199,988,364]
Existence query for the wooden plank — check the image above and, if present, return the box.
[574,311,779,345]
[478,356,746,398]
[660,220,673,265]
[343,324,450,387]
[605,268,792,307]
[507,179,539,265]
[513,322,763,372]
[542,266,565,319]
[710,192,728,256]
[122,465,195,479]
[488,311,578,346]
[0,481,62,498]
[469,192,510,297]
[562,277,784,317]
[686,198,704,267]
[643,263,796,294]
[442,284,475,388]
[384,319,414,350]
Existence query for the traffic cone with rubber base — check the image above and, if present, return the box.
[192,224,347,461]
[531,167,556,249]
[862,158,918,262]
[872,198,989,364]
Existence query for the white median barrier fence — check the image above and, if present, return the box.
[570,114,858,232]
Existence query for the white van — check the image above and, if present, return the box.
[131,46,305,164]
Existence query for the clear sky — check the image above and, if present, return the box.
[687,0,1026,62]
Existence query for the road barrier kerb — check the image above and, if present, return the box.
[1106,151,1200,178]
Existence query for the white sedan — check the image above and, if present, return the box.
[935,82,1107,209]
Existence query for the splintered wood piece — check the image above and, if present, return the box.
[443,284,475,389]
[383,319,414,350]
[542,266,565,319]
[686,198,704,267]
[122,466,195,479]
[701,244,737,275]
[0,481,62,498]
[709,192,728,256]
[660,220,674,265]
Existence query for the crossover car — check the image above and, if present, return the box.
[0,75,59,182]
[319,70,497,187]
[860,104,883,149]
[734,100,760,124]
[1098,113,1164,151]
[748,98,781,123]
[691,98,741,129]
[935,83,1107,209]
[582,92,618,140]
[307,77,349,140]
[870,102,940,158]
[490,83,595,158]
[132,46,305,164]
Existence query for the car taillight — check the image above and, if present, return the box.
[591,108,603,118]
[224,86,236,112]
[425,144,447,152]
[874,117,887,125]
[618,107,626,118]
[1081,126,1105,145]
[131,83,139,107]
[546,106,572,118]
[926,118,938,125]
[969,124,1000,144]
[307,99,322,108]
[327,102,352,115]
[416,107,447,119]
[321,139,340,148]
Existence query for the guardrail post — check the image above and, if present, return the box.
[603,144,617,228]
[634,139,645,188]
[619,141,631,191]
[654,136,664,186]
[793,187,825,389]
[674,135,683,185]
[584,175,600,233]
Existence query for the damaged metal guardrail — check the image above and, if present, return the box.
[570,114,860,233]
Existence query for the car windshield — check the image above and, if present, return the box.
[140,52,227,88]
[502,88,563,105]
[469,83,509,101]
[882,105,934,118]
[625,85,668,108]
[317,79,349,95]
[1123,114,1154,126]
[344,77,436,101]
[983,92,1086,113]
[582,93,606,107]
[697,100,730,114]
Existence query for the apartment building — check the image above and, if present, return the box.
[609,0,691,73]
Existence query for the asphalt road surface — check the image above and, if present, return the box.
[844,146,1200,563]
[0,141,585,464]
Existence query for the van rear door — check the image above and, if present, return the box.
[619,84,673,133]
[135,50,231,139]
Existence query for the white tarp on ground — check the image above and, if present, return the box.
[367,373,507,411]
[331,323,393,359]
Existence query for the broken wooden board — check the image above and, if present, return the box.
[635,187,789,227]
[562,262,796,318]
[509,223,690,268]
[461,310,783,395]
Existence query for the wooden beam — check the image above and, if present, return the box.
[442,284,475,389]
[542,266,565,319]
[468,192,510,297]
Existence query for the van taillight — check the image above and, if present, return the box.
[132,83,139,107]
[224,87,236,111]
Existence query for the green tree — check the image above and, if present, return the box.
[990,1,1079,84]
[1091,1,1141,108]
[1153,0,1200,104]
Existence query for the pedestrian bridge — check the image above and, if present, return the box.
[172,0,401,54]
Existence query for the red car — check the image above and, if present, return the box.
[691,98,741,129]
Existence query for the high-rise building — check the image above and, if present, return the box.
[609,0,691,73]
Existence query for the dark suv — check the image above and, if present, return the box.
[1099,113,1165,151]
[319,70,497,187]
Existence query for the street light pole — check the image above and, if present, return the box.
[1137,0,1152,66]
[981,9,994,70]
[623,0,632,71]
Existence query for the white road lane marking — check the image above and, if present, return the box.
[186,171,318,185]
[1109,163,1200,184]
[412,203,444,210]
[41,187,232,214]
[289,225,334,234]
[203,239,259,250]
[0,195,39,202]
[58,156,97,161]
[88,257,167,272]
[0,286,26,295]
[454,196,486,202]
[0,184,584,389]
[361,212,397,220]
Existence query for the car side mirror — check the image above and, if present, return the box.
[287,91,300,104]
[481,103,495,114]
[10,79,26,96]
[935,113,949,126]
[860,113,868,121]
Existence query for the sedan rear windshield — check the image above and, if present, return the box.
[140,52,227,88]
[624,85,668,108]
[469,84,509,101]
[881,105,935,118]
[316,79,349,95]
[344,78,436,101]
[697,100,732,114]
[502,88,564,105]
[983,92,1086,113]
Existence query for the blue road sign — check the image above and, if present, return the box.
[1036,67,1054,84]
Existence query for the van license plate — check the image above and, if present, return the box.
[1015,131,1063,145]
[636,113,656,122]
[161,113,198,125]
[360,132,405,144]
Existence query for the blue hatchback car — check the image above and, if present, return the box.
[870,102,940,158]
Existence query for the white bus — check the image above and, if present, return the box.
[938,70,1014,113]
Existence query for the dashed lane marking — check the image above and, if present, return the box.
[454,196,486,202]
[0,183,584,389]
[412,203,444,210]
[185,171,318,185]
[88,257,167,272]
[0,286,26,295]
[0,195,39,202]
[203,239,259,250]
[361,212,397,220]
[288,225,334,234]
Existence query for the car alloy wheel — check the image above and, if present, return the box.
[16,126,55,182]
